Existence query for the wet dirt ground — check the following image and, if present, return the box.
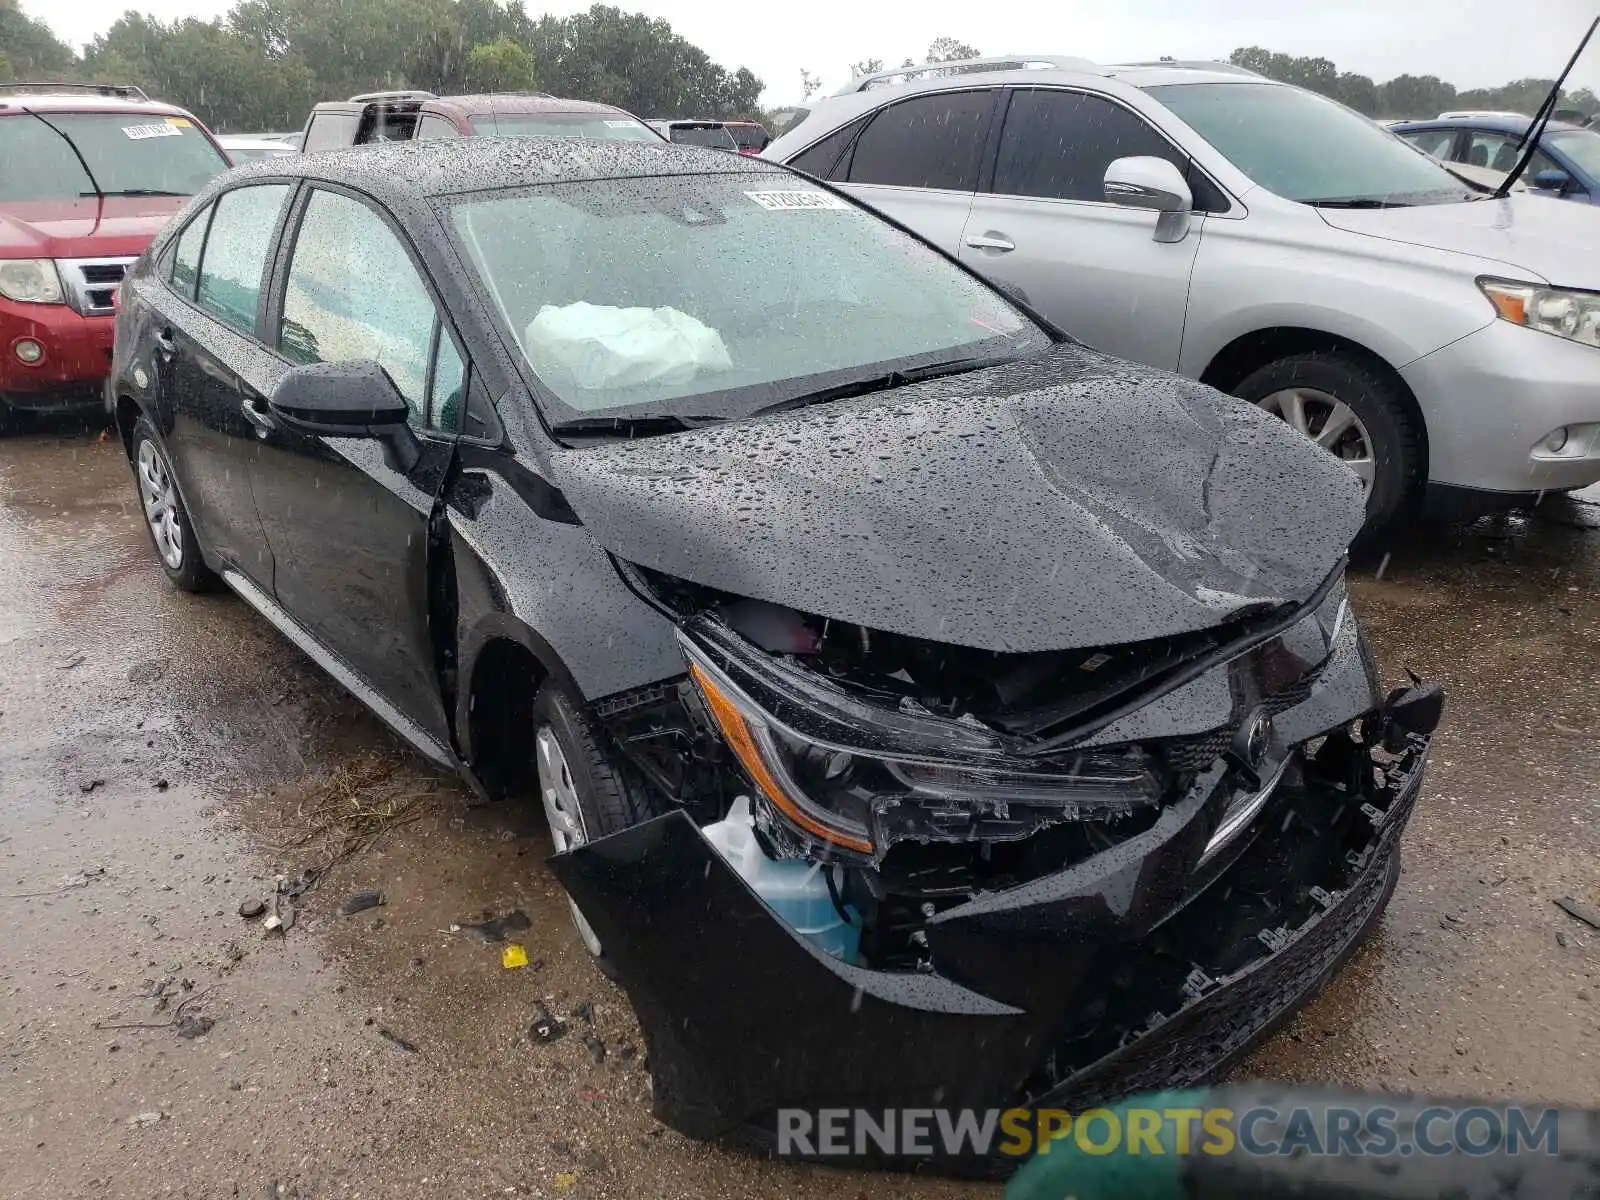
[2,423,1596,1198]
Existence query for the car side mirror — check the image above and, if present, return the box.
[268,360,421,472]
[1532,168,1574,194]
[1104,156,1194,244]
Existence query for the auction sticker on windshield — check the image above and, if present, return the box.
[122,123,183,140]
[745,190,850,211]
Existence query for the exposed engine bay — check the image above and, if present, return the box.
[592,561,1440,976]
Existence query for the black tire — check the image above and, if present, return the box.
[0,398,19,436]
[129,416,219,593]
[531,684,657,971]
[1233,352,1423,539]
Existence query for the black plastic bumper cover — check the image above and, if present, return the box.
[551,732,1432,1166]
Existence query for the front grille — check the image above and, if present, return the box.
[1156,673,1319,774]
[57,257,134,316]
[79,263,126,285]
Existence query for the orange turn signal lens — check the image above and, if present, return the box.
[1480,281,1529,325]
[689,661,874,854]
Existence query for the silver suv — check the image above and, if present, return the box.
[766,57,1600,533]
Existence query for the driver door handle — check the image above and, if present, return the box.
[964,232,1016,252]
[154,327,177,355]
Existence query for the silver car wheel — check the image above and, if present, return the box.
[536,725,603,958]
[136,440,184,570]
[1256,387,1376,494]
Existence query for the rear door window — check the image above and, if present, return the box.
[787,116,869,179]
[170,206,212,301]
[193,184,289,335]
[845,90,994,191]
[993,88,1226,211]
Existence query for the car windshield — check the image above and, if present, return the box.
[670,124,737,150]
[0,112,227,201]
[1546,128,1600,178]
[469,113,661,141]
[449,171,1048,425]
[1151,82,1473,206]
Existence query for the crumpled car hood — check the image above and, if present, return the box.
[551,344,1364,653]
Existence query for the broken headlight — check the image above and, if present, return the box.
[681,622,1161,859]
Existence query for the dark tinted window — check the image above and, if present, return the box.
[994,89,1226,211]
[670,124,738,150]
[194,184,288,335]
[170,206,211,300]
[845,90,993,191]
[728,124,769,151]
[787,117,868,178]
[303,110,359,152]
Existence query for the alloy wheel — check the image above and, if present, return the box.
[536,725,603,957]
[1256,387,1376,495]
[136,440,184,570]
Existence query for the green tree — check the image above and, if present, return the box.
[464,36,536,93]
[524,5,761,118]
[1334,71,1380,116]
[1378,73,1457,119]
[849,58,883,78]
[0,0,76,78]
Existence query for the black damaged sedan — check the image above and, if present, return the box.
[109,138,1442,1169]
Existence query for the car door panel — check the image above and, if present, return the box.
[149,185,290,584]
[246,184,460,747]
[959,198,1202,368]
[957,88,1209,370]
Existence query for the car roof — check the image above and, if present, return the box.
[427,94,633,118]
[311,92,633,119]
[1394,116,1538,133]
[222,135,777,204]
[0,93,196,118]
[828,56,1266,98]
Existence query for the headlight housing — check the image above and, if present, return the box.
[1479,278,1600,349]
[681,624,1161,860]
[0,259,65,305]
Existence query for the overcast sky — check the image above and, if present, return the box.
[23,0,1600,106]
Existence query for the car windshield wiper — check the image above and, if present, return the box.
[80,189,190,197]
[1303,197,1413,209]
[549,413,725,439]
[750,354,1017,419]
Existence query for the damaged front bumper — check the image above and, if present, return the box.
[551,678,1440,1170]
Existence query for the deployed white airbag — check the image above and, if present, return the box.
[525,301,732,392]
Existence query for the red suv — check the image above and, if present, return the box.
[0,83,229,430]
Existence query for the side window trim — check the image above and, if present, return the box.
[166,202,216,302]
[844,86,999,193]
[988,84,1236,215]
[266,180,469,436]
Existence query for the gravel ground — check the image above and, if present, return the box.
[1,425,1595,1198]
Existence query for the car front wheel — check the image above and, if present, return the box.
[130,416,217,593]
[532,684,657,966]
[1234,352,1422,538]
